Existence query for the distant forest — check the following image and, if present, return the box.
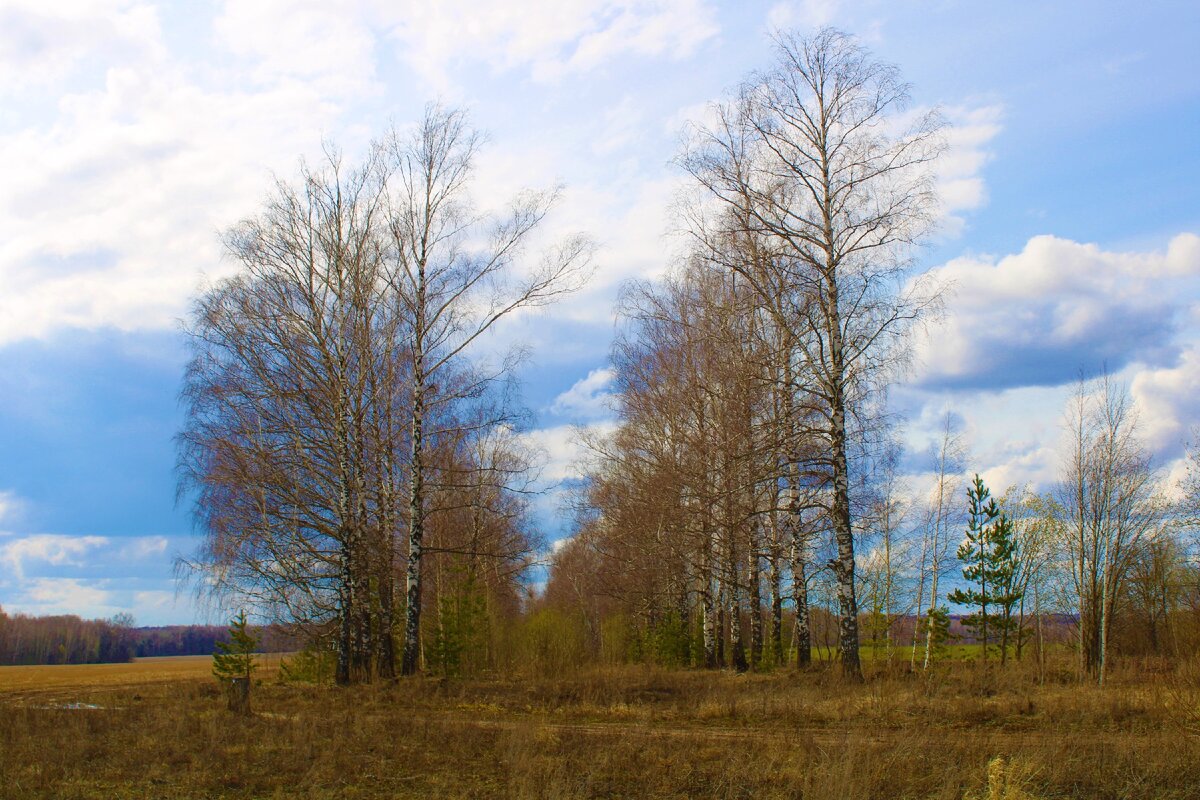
[0,608,292,666]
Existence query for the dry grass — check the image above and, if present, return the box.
[1,656,1198,798]
[0,654,288,695]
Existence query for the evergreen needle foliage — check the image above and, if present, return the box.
[212,610,258,682]
[925,605,952,659]
[948,476,1024,663]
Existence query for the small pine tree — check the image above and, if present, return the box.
[430,570,489,677]
[947,476,1023,663]
[213,611,258,713]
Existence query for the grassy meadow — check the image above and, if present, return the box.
[3,653,1200,799]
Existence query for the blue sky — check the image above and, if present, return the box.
[1,0,1198,624]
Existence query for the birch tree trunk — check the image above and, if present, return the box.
[749,525,764,669]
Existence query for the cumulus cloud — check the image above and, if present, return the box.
[2,576,193,622]
[213,0,378,96]
[550,368,616,420]
[0,11,362,346]
[0,533,190,622]
[914,233,1200,391]
[1131,344,1200,457]
[0,0,165,96]
[0,533,108,579]
[0,490,24,524]
[767,0,843,30]
[936,105,1003,236]
[0,1,728,349]
[131,589,181,615]
[119,535,169,560]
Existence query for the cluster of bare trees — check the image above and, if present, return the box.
[179,106,591,683]
[548,29,944,679]
[1050,376,1170,683]
[540,33,1200,683]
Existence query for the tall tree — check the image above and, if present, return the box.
[916,412,966,670]
[382,106,593,674]
[681,28,944,678]
[179,145,402,683]
[1055,375,1160,684]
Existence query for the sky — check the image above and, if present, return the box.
[1,0,1198,625]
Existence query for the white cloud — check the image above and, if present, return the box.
[0,534,108,579]
[592,96,644,156]
[936,104,1003,235]
[0,534,192,623]
[523,422,614,483]
[213,0,379,96]
[385,0,719,89]
[131,589,182,617]
[119,535,169,561]
[0,0,166,96]
[550,368,616,419]
[767,0,842,30]
[0,490,24,524]
[664,100,721,136]
[1,576,194,624]
[0,2,725,348]
[0,10,361,346]
[17,577,114,616]
[899,382,1068,494]
[1131,345,1200,457]
[913,233,1200,390]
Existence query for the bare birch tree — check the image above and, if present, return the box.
[1055,374,1161,685]
[381,106,593,674]
[912,412,966,670]
[179,145,402,682]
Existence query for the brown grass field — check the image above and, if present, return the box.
[2,655,1200,799]
[0,654,289,695]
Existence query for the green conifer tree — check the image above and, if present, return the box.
[213,610,258,712]
[947,476,1023,663]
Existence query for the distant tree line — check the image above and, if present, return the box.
[0,609,292,666]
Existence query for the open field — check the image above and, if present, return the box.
[3,656,1200,799]
[0,654,288,695]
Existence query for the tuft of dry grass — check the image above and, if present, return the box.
[1,655,1198,798]
[964,757,1040,800]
